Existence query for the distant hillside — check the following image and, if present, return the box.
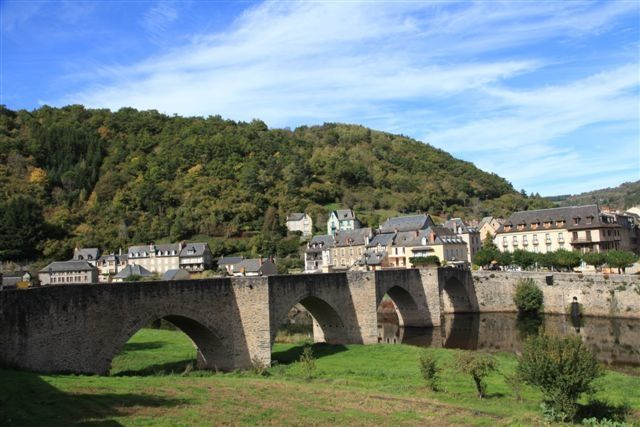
[548,181,640,211]
[0,105,551,263]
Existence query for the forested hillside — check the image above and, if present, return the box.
[0,105,551,263]
[548,181,640,211]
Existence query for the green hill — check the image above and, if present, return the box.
[548,181,640,211]
[0,105,550,263]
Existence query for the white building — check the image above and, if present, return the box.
[286,213,313,237]
[327,209,361,235]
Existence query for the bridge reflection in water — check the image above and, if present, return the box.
[378,312,640,368]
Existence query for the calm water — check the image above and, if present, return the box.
[378,312,640,367]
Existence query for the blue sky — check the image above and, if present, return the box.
[2,1,639,197]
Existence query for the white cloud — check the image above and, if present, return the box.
[58,1,639,196]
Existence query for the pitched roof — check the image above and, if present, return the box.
[379,214,434,233]
[334,209,356,221]
[306,235,334,253]
[367,233,395,248]
[40,260,97,273]
[128,243,182,257]
[497,205,616,233]
[356,251,387,266]
[180,242,209,257]
[162,269,190,281]
[232,258,275,274]
[73,248,100,261]
[287,212,306,221]
[333,228,372,247]
[394,230,429,247]
[113,264,153,279]
[218,256,243,266]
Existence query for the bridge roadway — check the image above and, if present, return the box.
[0,268,476,374]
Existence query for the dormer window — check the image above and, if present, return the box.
[586,216,593,225]
[573,217,580,225]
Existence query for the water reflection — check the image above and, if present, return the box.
[378,312,640,367]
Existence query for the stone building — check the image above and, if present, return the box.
[39,261,98,285]
[128,243,182,274]
[443,218,481,263]
[286,213,313,237]
[330,228,373,270]
[179,243,213,272]
[232,258,277,276]
[495,205,636,254]
[73,247,100,267]
[304,235,334,273]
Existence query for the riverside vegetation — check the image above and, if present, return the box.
[1,328,638,426]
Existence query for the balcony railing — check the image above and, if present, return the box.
[571,237,592,244]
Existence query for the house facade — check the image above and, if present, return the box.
[327,209,361,235]
[330,228,373,270]
[443,218,481,263]
[96,252,128,283]
[232,258,277,276]
[478,216,504,241]
[128,243,182,274]
[73,247,100,267]
[286,213,313,237]
[495,205,633,254]
[304,235,334,273]
[179,243,213,272]
[39,261,99,285]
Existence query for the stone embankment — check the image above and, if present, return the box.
[472,271,640,319]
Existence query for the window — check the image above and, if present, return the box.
[502,237,508,246]
[573,217,580,225]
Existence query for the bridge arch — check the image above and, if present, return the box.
[439,269,479,314]
[377,285,423,328]
[271,294,347,346]
[104,312,230,375]
[375,269,433,328]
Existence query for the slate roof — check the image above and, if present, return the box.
[113,264,153,279]
[128,243,182,258]
[218,256,243,266]
[333,228,372,247]
[428,226,466,245]
[180,242,209,258]
[394,230,429,247]
[379,214,434,233]
[497,205,617,234]
[443,218,477,234]
[232,259,276,274]
[287,213,306,221]
[162,269,190,281]
[356,251,388,266]
[40,260,96,273]
[73,247,100,261]
[335,209,356,221]
[306,235,334,253]
[367,233,395,248]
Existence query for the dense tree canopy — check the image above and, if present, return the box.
[0,105,551,263]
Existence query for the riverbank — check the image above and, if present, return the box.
[1,328,638,426]
[472,271,640,319]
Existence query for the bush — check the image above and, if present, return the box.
[517,334,603,422]
[513,278,543,313]
[298,345,316,381]
[418,351,439,391]
[457,352,497,398]
[410,256,441,267]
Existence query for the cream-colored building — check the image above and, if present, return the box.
[128,243,182,274]
[39,261,98,285]
[330,228,372,269]
[495,205,631,254]
[477,216,504,241]
[286,213,313,237]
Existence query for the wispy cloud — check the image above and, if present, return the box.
[142,1,178,43]
[52,1,640,195]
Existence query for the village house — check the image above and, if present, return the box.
[443,218,481,263]
[379,213,435,233]
[286,213,313,237]
[330,228,373,270]
[232,258,277,276]
[112,264,154,282]
[477,216,504,241]
[128,243,182,274]
[304,235,334,273]
[495,205,636,254]
[1,271,33,290]
[423,226,468,266]
[39,261,98,285]
[392,229,434,267]
[96,252,128,283]
[73,247,100,267]
[162,269,191,281]
[179,243,213,272]
[218,256,243,275]
[327,209,361,235]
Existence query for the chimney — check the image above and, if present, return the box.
[118,247,122,256]
[179,241,185,250]
[429,231,435,243]
[259,256,263,265]
[415,230,419,237]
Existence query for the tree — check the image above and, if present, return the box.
[0,195,46,261]
[517,334,602,421]
[513,278,543,313]
[605,250,639,274]
[473,248,499,268]
[497,250,512,267]
[582,252,606,272]
[554,249,582,272]
[457,352,497,398]
[512,249,536,270]
[482,233,497,250]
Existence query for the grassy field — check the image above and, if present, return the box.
[1,328,638,426]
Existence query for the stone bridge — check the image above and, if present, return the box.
[0,268,475,375]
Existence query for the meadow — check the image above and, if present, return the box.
[1,328,638,426]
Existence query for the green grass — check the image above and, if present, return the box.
[1,328,638,426]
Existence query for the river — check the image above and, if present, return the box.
[378,312,640,367]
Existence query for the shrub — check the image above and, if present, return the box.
[513,278,543,313]
[517,334,603,422]
[418,351,439,391]
[298,345,316,381]
[456,352,497,398]
[410,256,440,267]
